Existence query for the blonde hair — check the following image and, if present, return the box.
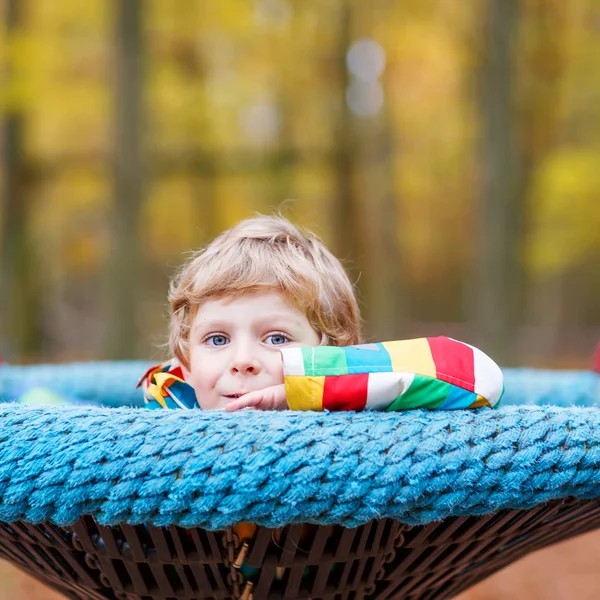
[169,215,361,367]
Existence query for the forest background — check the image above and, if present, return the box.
[1,0,599,368]
[0,0,600,597]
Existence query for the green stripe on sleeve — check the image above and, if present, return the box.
[386,374,451,411]
[301,346,349,376]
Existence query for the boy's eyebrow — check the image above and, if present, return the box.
[192,320,232,335]
[193,314,304,334]
[254,313,305,329]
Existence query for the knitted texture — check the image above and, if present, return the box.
[1,400,600,529]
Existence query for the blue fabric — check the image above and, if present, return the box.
[437,384,478,410]
[344,343,393,374]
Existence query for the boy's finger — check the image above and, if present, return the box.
[251,384,286,410]
[225,384,287,411]
[225,392,264,412]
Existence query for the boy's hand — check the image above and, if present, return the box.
[225,384,287,411]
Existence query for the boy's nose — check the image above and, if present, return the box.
[230,358,261,375]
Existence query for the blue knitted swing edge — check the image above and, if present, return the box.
[0,362,598,531]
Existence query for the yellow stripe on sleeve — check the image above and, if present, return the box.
[468,394,490,409]
[381,338,436,378]
[284,375,326,411]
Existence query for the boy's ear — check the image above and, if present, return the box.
[181,364,191,381]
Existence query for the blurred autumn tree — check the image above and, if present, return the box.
[1,0,41,360]
[0,0,598,366]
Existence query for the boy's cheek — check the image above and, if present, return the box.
[273,352,285,382]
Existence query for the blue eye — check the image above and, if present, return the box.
[266,333,290,346]
[206,334,229,347]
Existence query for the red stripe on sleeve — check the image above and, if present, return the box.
[427,336,475,392]
[322,373,369,411]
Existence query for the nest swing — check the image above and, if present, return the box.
[0,362,598,600]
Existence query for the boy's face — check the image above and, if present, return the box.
[182,290,321,409]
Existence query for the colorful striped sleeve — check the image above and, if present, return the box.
[282,337,504,412]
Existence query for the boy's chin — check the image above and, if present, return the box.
[200,395,246,410]
[194,396,229,410]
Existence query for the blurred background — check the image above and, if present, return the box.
[0,0,599,596]
[1,0,599,369]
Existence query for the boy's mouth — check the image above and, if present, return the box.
[224,393,244,399]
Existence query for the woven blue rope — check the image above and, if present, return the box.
[0,402,600,529]
[0,363,598,530]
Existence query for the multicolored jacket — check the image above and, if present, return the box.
[138,336,504,411]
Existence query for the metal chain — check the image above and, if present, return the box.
[222,528,245,599]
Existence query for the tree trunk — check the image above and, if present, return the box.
[473,0,521,364]
[106,0,144,359]
[330,0,359,272]
[0,0,42,362]
[357,106,405,342]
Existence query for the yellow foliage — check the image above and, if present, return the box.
[30,169,110,278]
[1,0,599,296]
[213,173,266,231]
[526,149,600,275]
[141,177,205,261]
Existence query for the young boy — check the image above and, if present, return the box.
[139,215,504,412]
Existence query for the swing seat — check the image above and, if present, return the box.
[0,362,598,600]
